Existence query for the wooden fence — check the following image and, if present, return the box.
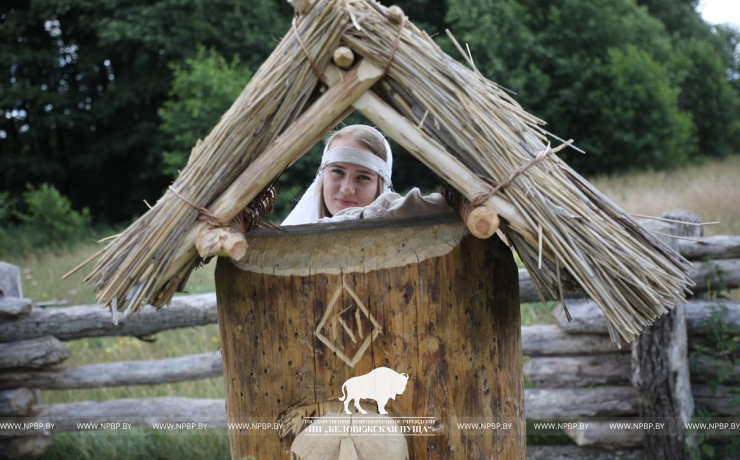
[1,228,739,459]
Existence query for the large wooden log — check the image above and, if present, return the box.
[0,293,217,343]
[0,436,51,460]
[0,298,32,319]
[631,217,694,459]
[216,214,525,460]
[564,420,645,449]
[0,352,222,390]
[564,420,739,449]
[0,388,37,416]
[521,325,623,356]
[524,385,735,421]
[553,299,740,335]
[679,235,740,260]
[3,397,227,434]
[519,258,739,303]
[0,337,70,370]
[526,446,644,460]
[524,355,740,388]
[687,258,740,293]
[524,355,631,388]
[524,388,638,421]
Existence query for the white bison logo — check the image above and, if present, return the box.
[338,367,409,414]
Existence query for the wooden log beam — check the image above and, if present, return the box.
[687,258,740,293]
[525,385,737,421]
[323,65,535,245]
[524,355,631,388]
[526,446,645,460]
[524,387,638,421]
[0,337,70,370]
[564,420,645,449]
[679,235,740,260]
[0,352,222,390]
[17,397,228,433]
[553,299,740,336]
[519,258,739,303]
[0,388,37,416]
[524,354,740,388]
[2,340,730,393]
[0,298,32,319]
[157,60,384,304]
[7,385,734,434]
[521,325,622,356]
[0,293,217,343]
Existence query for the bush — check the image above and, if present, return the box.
[0,184,92,257]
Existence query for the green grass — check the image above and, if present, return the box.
[4,156,735,459]
[43,429,231,460]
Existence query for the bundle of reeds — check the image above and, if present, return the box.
[342,0,692,343]
[68,0,352,314]
[72,0,692,345]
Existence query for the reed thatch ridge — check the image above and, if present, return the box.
[73,0,692,345]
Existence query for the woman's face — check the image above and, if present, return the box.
[322,137,380,216]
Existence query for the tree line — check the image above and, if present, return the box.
[1,0,738,229]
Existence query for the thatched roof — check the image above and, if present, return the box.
[71,0,692,344]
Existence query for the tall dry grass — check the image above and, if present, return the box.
[588,156,740,236]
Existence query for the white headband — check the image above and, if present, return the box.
[281,126,394,226]
[321,147,392,185]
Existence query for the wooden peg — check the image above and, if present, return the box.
[333,46,355,68]
[388,6,405,23]
[466,204,500,239]
[195,226,248,260]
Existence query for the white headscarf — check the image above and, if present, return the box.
[282,128,393,226]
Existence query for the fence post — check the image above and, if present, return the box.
[0,262,51,460]
[0,261,22,298]
[631,210,701,459]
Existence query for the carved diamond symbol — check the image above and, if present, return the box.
[315,277,382,367]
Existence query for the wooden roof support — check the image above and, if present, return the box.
[323,65,535,246]
[160,60,384,292]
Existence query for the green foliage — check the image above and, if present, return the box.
[1,0,290,223]
[675,39,740,159]
[716,25,740,94]
[2,0,739,226]
[12,183,91,251]
[446,0,738,174]
[159,46,252,177]
[584,45,695,171]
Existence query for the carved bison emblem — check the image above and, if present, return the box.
[338,367,409,414]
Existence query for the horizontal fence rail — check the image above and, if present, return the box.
[2,262,738,344]
[2,385,736,434]
[1,231,739,459]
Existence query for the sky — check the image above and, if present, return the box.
[697,0,740,28]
